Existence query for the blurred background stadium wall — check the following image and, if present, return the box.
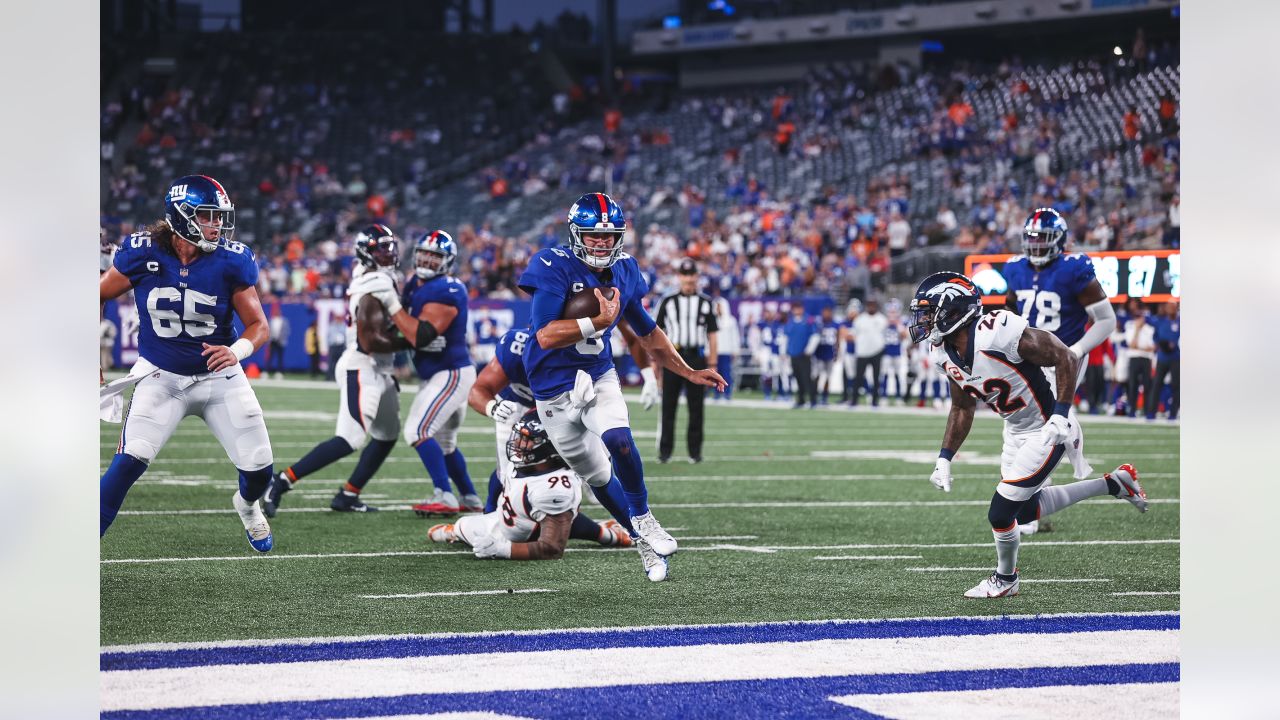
[100,0,1178,409]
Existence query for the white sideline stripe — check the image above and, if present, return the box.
[905,569,1113,583]
[116,498,1180,514]
[831,682,1180,720]
[100,539,1180,565]
[1113,591,1180,596]
[1023,579,1112,584]
[814,555,924,561]
[139,453,1178,465]
[100,610,1179,654]
[99,629,1180,712]
[908,567,1005,572]
[361,589,555,599]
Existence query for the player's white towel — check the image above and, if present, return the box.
[568,369,597,418]
[99,358,158,423]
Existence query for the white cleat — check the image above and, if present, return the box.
[636,537,669,582]
[964,572,1020,599]
[1108,463,1148,513]
[1017,519,1053,536]
[631,511,678,556]
[232,492,274,552]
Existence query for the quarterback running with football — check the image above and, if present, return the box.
[517,192,725,582]
[99,175,276,550]
[265,224,406,516]
[911,271,1147,598]
[1004,208,1117,535]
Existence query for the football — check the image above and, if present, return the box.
[561,287,616,319]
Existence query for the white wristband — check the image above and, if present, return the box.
[229,338,254,362]
[485,399,498,418]
[641,367,656,384]
[577,317,597,340]
[384,298,402,316]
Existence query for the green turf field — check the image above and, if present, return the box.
[99,381,1179,647]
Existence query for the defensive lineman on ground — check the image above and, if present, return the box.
[909,271,1147,598]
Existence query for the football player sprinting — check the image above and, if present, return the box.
[386,231,481,516]
[99,175,276,550]
[428,411,616,560]
[1003,208,1117,535]
[264,224,405,516]
[466,325,637,553]
[518,193,726,581]
[911,272,1147,598]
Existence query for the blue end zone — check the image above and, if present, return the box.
[102,613,1179,672]
[101,662,1180,720]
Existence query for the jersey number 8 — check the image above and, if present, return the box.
[147,287,218,338]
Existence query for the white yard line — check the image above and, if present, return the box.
[813,555,924,561]
[1112,591,1180,597]
[360,589,555,599]
[101,539,1180,565]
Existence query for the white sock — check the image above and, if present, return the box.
[993,525,1020,577]
[1038,477,1111,517]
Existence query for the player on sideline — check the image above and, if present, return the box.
[99,175,276,550]
[429,412,620,560]
[910,271,1147,598]
[518,192,726,580]
[465,324,635,549]
[1004,208,1117,535]
[264,224,405,516]
[374,230,480,516]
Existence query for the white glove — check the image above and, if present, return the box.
[930,458,953,493]
[1040,414,1071,446]
[486,398,520,423]
[471,532,512,559]
[640,367,659,410]
[350,272,401,315]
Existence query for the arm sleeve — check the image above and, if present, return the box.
[1069,298,1117,358]
[529,289,563,333]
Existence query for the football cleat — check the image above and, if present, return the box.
[631,511,678,556]
[459,493,484,513]
[262,472,293,518]
[1017,519,1054,536]
[427,523,459,543]
[635,537,669,582]
[598,519,634,547]
[1108,463,1147,513]
[330,491,378,513]
[232,492,273,552]
[413,489,460,518]
[964,572,1020,599]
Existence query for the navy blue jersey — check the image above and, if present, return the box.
[517,246,653,399]
[1004,253,1098,346]
[815,321,841,361]
[493,327,535,407]
[406,274,470,379]
[114,231,258,375]
[884,319,904,357]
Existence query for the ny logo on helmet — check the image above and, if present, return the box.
[169,185,188,200]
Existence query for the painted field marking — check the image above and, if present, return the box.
[814,555,924,561]
[1112,591,1180,597]
[831,681,1179,720]
[101,539,1180,565]
[361,589,555,599]
[1022,579,1112,584]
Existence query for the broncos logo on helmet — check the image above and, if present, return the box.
[353,223,399,271]
[909,272,983,345]
[505,410,565,471]
[566,192,627,269]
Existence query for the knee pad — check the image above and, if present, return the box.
[122,437,160,464]
[242,443,274,471]
[435,432,457,454]
[988,492,1021,530]
[337,426,370,453]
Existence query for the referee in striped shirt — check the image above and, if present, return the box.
[653,259,717,463]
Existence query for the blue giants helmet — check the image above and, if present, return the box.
[354,223,399,271]
[164,175,235,253]
[567,192,627,269]
[1021,208,1068,267]
[909,271,983,345]
[414,230,458,280]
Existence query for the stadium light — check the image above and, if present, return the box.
[1113,46,1123,56]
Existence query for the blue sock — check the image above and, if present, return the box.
[484,470,503,513]
[569,512,603,541]
[287,437,354,482]
[601,428,648,516]
[444,449,476,496]
[415,439,452,493]
[590,476,635,533]
[348,438,395,490]
[238,465,274,503]
[101,453,148,536]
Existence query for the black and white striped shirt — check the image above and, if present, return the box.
[654,291,718,353]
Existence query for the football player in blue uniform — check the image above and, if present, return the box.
[374,230,482,516]
[1003,209,1117,535]
[813,306,840,405]
[518,193,725,581]
[264,224,405,516]
[880,299,909,404]
[99,175,276,550]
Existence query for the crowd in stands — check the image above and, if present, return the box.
[101,31,1178,309]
